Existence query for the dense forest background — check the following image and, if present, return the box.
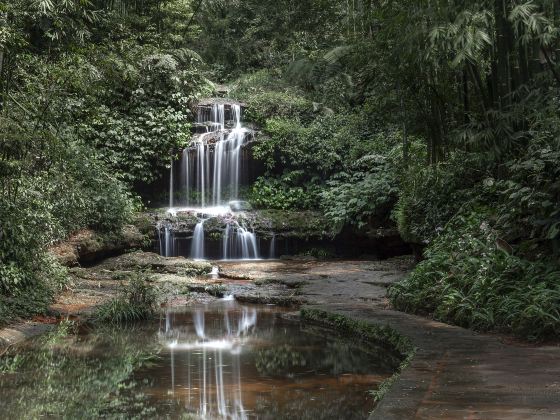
[1,0,559,340]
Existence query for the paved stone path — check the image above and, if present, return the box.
[220,258,560,420]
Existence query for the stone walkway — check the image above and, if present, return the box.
[220,258,560,420]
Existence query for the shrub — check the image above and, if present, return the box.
[320,155,399,229]
[389,210,560,341]
[243,91,314,126]
[95,274,157,324]
[394,153,486,244]
[231,70,314,125]
[249,174,321,210]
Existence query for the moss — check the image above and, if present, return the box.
[235,294,301,306]
[253,209,337,239]
[185,284,227,297]
[300,308,415,405]
[99,251,213,276]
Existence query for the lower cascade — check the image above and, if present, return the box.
[158,216,266,261]
[158,100,272,260]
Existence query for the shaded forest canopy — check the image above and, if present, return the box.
[1,0,559,340]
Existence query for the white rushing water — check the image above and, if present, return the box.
[190,220,206,260]
[173,103,248,208]
[163,101,267,261]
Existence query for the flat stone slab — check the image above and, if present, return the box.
[0,322,55,348]
[219,258,560,419]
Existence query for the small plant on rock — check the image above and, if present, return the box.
[95,274,157,324]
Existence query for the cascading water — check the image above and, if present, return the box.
[178,103,247,208]
[160,100,270,260]
[221,221,259,260]
[190,221,205,260]
[159,226,174,258]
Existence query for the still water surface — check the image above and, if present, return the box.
[0,301,395,419]
[142,301,394,419]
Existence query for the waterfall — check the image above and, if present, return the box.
[221,222,259,260]
[165,226,174,257]
[196,138,208,208]
[222,224,231,260]
[161,100,273,261]
[191,221,205,259]
[179,103,249,207]
[237,226,258,259]
[180,148,191,206]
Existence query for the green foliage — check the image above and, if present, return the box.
[321,155,399,229]
[390,210,560,341]
[249,175,320,210]
[394,154,485,244]
[95,274,157,324]
[0,0,210,324]
[72,45,210,184]
[194,0,344,77]
[494,140,560,252]
[244,91,314,126]
[232,70,314,125]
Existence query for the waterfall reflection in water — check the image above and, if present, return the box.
[146,302,395,419]
[161,305,257,419]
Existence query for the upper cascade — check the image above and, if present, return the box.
[170,100,253,210]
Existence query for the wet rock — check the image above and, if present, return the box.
[49,226,147,267]
[0,322,56,349]
[96,251,213,276]
[229,200,253,212]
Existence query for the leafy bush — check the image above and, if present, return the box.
[243,91,314,126]
[0,254,67,325]
[389,210,560,341]
[253,115,350,177]
[320,155,399,229]
[231,70,314,125]
[249,174,321,210]
[493,141,560,255]
[95,274,157,324]
[394,153,486,244]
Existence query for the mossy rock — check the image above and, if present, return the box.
[97,251,213,276]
